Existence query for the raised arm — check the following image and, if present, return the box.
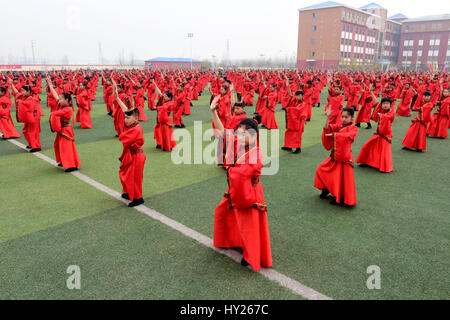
[230,83,236,112]
[210,95,224,137]
[7,78,19,95]
[45,74,60,101]
[324,107,332,131]
[152,79,162,96]
[111,78,128,113]
[286,78,293,97]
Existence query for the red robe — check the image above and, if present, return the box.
[75,90,93,129]
[427,96,449,138]
[355,91,374,124]
[314,123,358,206]
[50,104,82,169]
[402,102,434,150]
[0,95,21,139]
[262,91,278,129]
[326,94,343,127]
[16,94,41,149]
[134,88,148,121]
[119,123,146,201]
[154,100,176,151]
[213,131,272,271]
[356,105,395,172]
[283,99,306,148]
[396,88,415,117]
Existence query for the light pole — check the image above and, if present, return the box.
[187,33,193,70]
[212,55,217,69]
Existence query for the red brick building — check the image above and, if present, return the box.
[297,2,449,71]
[398,15,450,71]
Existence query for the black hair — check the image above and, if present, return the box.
[0,86,6,94]
[164,90,173,99]
[238,118,259,135]
[125,108,140,117]
[22,85,32,93]
[306,80,312,85]
[295,90,304,96]
[381,97,393,105]
[61,92,72,104]
[423,90,432,96]
[342,107,355,117]
[234,102,244,107]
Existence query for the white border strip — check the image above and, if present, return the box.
[7,139,332,300]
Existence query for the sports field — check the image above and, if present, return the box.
[0,83,448,300]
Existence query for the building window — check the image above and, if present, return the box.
[310,51,315,58]
[313,12,317,19]
[311,39,316,45]
[312,25,317,32]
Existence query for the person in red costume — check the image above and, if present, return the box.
[0,86,21,139]
[402,91,435,152]
[75,82,93,129]
[152,79,176,152]
[261,82,278,130]
[355,82,376,129]
[427,80,449,139]
[112,78,146,207]
[9,78,42,152]
[325,81,344,127]
[396,82,417,117]
[282,78,307,154]
[46,75,81,173]
[314,107,358,206]
[356,96,395,173]
[210,95,272,271]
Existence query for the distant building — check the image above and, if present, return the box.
[145,57,201,70]
[296,1,449,71]
[399,15,450,70]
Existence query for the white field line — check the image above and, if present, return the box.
[7,139,332,300]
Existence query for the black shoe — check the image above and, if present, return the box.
[281,147,292,151]
[181,124,186,128]
[320,189,330,199]
[57,163,63,167]
[330,197,338,205]
[293,148,301,154]
[121,193,129,200]
[64,167,78,173]
[402,147,411,151]
[115,135,119,138]
[358,163,369,167]
[416,149,423,153]
[306,119,311,122]
[29,148,41,153]
[355,123,361,127]
[317,103,320,108]
[128,198,144,207]
[240,258,250,267]
[108,111,112,116]
[26,146,31,149]
[156,145,161,149]
[366,123,372,129]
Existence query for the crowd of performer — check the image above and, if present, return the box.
[0,68,448,271]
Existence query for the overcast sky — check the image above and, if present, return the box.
[1,0,447,64]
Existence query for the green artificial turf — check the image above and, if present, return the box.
[0,82,448,300]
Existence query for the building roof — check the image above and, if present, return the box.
[388,13,408,20]
[300,1,341,10]
[360,3,382,9]
[299,1,372,16]
[145,57,201,63]
[403,14,450,23]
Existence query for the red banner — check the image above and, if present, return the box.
[0,65,22,69]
